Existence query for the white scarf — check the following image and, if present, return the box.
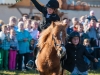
[0,32,5,40]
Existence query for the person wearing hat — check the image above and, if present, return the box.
[31,0,60,31]
[61,31,98,75]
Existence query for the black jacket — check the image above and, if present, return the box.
[31,0,60,31]
[29,44,34,51]
[62,43,95,72]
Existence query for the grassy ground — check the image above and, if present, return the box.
[0,69,39,75]
[0,69,100,75]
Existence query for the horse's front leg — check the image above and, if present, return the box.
[52,72,59,75]
[40,72,46,75]
[51,69,60,75]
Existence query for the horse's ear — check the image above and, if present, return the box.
[62,20,68,28]
[63,23,68,28]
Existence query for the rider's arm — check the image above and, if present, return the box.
[31,0,45,13]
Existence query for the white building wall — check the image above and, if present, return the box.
[0,0,4,3]
[0,5,40,24]
[65,7,100,20]
[0,0,16,3]
[0,0,2,3]
[0,5,100,24]
[5,0,16,3]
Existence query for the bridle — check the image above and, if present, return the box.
[52,34,66,58]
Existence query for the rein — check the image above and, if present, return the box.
[52,34,65,50]
[52,34,65,75]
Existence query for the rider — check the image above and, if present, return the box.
[31,0,60,32]
[27,0,60,69]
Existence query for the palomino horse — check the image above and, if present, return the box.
[36,21,67,75]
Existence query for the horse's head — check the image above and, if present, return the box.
[38,21,67,58]
[51,21,67,58]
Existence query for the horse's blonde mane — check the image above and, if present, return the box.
[38,23,53,49]
[38,21,67,49]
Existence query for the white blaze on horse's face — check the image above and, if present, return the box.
[60,31,66,58]
[54,31,66,58]
[57,44,66,58]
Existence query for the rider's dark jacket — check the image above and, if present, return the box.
[31,0,60,31]
[62,43,95,72]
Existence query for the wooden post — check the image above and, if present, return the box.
[29,0,33,17]
[16,7,23,16]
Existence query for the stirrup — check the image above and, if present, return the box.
[26,60,34,69]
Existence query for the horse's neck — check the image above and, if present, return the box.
[46,33,53,47]
[44,34,57,55]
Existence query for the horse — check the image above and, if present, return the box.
[35,21,67,75]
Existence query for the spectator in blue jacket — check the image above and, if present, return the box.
[17,21,32,71]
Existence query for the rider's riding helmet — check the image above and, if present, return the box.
[69,31,80,42]
[46,0,59,9]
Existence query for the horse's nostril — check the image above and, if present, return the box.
[60,50,63,54]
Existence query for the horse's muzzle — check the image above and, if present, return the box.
[60,46,66,57]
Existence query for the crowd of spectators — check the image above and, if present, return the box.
[0,10,100,71]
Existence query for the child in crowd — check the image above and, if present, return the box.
[79,16,85,25]
[65,18,73,35]
[0,25,10,70]
[77,23,90,44]
[29,39,35,60]
[7,16,18,32]
[87,18,97,40]
[24,19,32,33]
[22,14,29,23]
[9,29,19,71]
[26,39,35,69]
[26,39,38,69]
[30,20,39,41]
[83,19,89,33]
[62,31,98,75]
[70,17,79,31]
[83,39,94,69]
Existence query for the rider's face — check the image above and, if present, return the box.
[47,7,54,14]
